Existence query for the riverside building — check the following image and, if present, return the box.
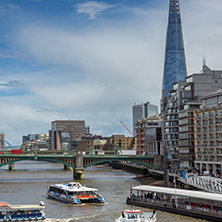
[163,65,222,168]
[195,90,222,176]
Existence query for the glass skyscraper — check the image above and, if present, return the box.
[162,0,187,96]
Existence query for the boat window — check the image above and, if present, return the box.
[49,186,63,194]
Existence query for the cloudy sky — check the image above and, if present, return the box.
[0,0,222,145]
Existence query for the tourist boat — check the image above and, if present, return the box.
[0,201,46,221]
[115,209,157,222]
[126,185,222,222]
[47,182,105,204]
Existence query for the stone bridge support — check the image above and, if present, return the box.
[73,150,84,180]
[9,163,14,171]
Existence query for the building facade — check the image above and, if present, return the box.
[21,133,49,150]
[162,0,187,97]
[195,90,222,176]
[132,102,158,136]
[162,65,222,168]
[110,134,136,151]
[50,120,86,150]
[135,115,162,155]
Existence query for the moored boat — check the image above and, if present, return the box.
[47,182,105,204]
[115,209,157,222]
[127,185,222,222]
[0,201,46,221]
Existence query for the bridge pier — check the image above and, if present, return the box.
[74,150,84,180]
[64,165,72,170]
[9,163,14,171]
[73,168,84,180]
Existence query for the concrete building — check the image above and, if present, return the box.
[162,65,222,168]
[132,102,158,136]
[135,115,162,155]
[195,90,222,176]
[50,120,86,150]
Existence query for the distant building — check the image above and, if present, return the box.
[0,131,5,149]
[132,102,158,136]
[21,133,49,150]
[135,115,162,155]
[78,135,108,152]
[49,120,86,150]
[110,134,136,151]
[22,134,49,144]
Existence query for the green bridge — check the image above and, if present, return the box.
[0,151,155,179]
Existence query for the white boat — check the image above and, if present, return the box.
[47,182,105,204]
[115,209,156,222]
[0,201,46,221]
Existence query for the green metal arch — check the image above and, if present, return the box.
[39,158,75,169]
[84,158,154,169]
[0,158,75,169]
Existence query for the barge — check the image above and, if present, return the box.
[127,185,222,221]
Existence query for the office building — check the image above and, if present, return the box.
[50,120,86,150]
[162,0,187,97]
[132,102,158,136]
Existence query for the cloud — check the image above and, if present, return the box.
[75,1,115,19]
[0,80,25,87]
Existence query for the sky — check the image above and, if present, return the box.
[0,0,222,145]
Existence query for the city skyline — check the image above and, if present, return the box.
[0,0,222,145]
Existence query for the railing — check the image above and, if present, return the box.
[130,196,222,216]
[179,173,222,194]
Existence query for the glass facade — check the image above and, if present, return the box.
[162,0,187,95]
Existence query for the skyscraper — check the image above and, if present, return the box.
[162,0,187,96]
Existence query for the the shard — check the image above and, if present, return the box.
[162,0,187,96]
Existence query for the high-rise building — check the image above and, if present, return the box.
[132,102,158,136]
[162,0,187,97]
[49,120,86,150]
[163,65,222,168]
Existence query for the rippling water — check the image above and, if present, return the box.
[0,161,208,221]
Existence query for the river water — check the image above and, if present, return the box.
[0,161,208,222]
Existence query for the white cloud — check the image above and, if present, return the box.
[75,1,115,19]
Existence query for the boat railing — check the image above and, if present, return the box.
[132,196,222,216]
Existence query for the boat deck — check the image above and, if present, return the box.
[126,198,222,222]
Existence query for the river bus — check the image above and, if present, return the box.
[126,185,222,222]
[0,201,46,221]
[47,182,105,204]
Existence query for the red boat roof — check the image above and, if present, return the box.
[0,202,10,207]
[125,210,141,213]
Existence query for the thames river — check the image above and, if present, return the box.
[0,161,208,222]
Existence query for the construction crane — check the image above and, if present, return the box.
[120,121,134,137]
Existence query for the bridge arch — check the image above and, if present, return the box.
[84,158,154,169]
[0,158,76,170]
